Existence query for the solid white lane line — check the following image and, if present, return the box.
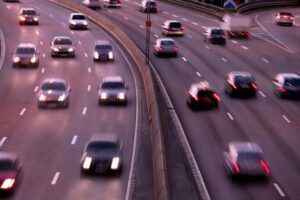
[282,115,291,123]
[182,18,188,21]
[84,53,88,57]
[274,183,286,197]
[258,91,266,98]
[87,85,91,91]
[231,40,238,44]
[34,86,39,92]
[124,17,129,20]
[187,34,193,38]
[196,72,201,77]
[35,31,39,35]
[221,57,227,63]
[42,53,46,58]
[41,68,45,73]
[71,135,78,145]
[51,172,60,185]
[0,137,7,147]
[241,45,249,50]
[82,107,87,115]
[227,112,234,120]
[204,45,210,50]
[172,15,178,18]
[191,22,198,26]
[154,34,159,38]
[262,58,269,63]
[19,108,26,116]
[88,67,91,73]
[182,57,187,62]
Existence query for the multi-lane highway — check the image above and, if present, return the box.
[88,2,300,200]
[0,0,155,199]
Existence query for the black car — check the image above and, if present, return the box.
[204,27,226,45]
[12,43,39,68]
[273,73,300,98]
[186,81,220,110]
[139,0,157,13]
[37,78,70,108]
[93,40,114,62]
[81,133,122,175]
[18,8,39,25]
[225,71,257,97]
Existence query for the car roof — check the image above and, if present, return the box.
[276,73,300,79]
[53,36,72,40]
[88,133,119,144]
[17,43,36,48]
[95,40,111,46]
[0,151,18,161]
[156,38,175,43]
[228,71,253,78]
[102,76,124,83]
[165,20,180,24]
[21,8,36,11]
[42,78,67,84]
[229,142,263,154]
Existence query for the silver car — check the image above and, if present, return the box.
[69,13,88,30]
[273,73,300,98]
[98,76,128,105]
[37,78,70,108]
[13,43,39,68]
[275,12,294,26]
[50,36,75,57]
[153,38,178,57]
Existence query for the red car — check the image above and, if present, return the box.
[0,152,22,193]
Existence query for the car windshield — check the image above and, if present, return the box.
[54,38,72,45]
[87,141,118,152]
[211,29,224,35]
[90,0,99,2]
[41,82,67,91]
[72,15,85,20]
[96,45,112,51]
[169,22,181,28]
[237,153,263,162]
[161,40,174,45]
[22,10,37,16]
[280,12,292,16]
[146,1,156,6]
[0,160,17,171]
[16,47,35,54]
[234,76,254,84]
[284,78,300,87]
[101,82,125,89]
[197,90,214,98]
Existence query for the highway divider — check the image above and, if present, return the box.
[49,0,169,200]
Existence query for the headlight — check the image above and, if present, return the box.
[1,178,15,189]
[108,51,114,60]
[118,92,125,100]
[94,52,99,59]
[52,47,59,52]
[83,21,88,25]
[13,57,20,63]
[39,94,46,101]
[68,48,74,52]
[30,57,37,63]
[100,93,107,99]
[70,21,76,25]
[111,157,120,170]
[19,16,26,21]
[58,94,66,101]
[83,157,92,169]
[33,17,39,21]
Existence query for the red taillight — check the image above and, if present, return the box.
[212,93,221,101]
[173,46,178,51]
[252,83,258,89]
[208,35,213,39]
[229,31,236,36]
[231,159,240,173]
[279,87,286,93]
[158,47,162,51]
[260,160,270,174]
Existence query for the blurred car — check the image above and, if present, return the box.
[161,20,184,36]
[3,0,19,2]
[80,133,122,175]
[37,78,70,108]
[273,73,300,98]
[18,8,39,25]
[0,151,22,193]
[138,0,158,13]
[203,27,226,45]
[98,76,128,105]
[50,36,75,57]
[275,12,294,26]
[153,38,178,57]
[69,13,88,30]
[224,142,271,178]
[103,0,121,8]
[93,40,114,62]
[225,71,257,97]
[186,81,220,110]
[82,0,102,9]
[12,43,39,68]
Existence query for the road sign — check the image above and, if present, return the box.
[145,20,152,27]
[224,0,236,9]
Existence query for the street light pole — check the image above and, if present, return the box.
[145,1,151,66]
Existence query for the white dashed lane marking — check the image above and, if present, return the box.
[262,58,270,63]
[241,45,249,50]
[191,22,198,26]
[221,57,227,63]
[34,86,39,92]
[154,34,159,38]
[40,41,44,45]
[78,41,82,45]
[274,183,286,197]
[88,67,92,73]
[227,112,234,120]
[49,14,54,17]
[35,31,39,35]
[71,135,78,145]
[41,68,45,73]
[87,85,91,91]
[259,91,266,98]
[162,11,169,14]
[108,10,113,13]
[231,40,238,44]
[71,31,74,34]
[187,34,193,38]
[196,72,201,77]
[201,26,206,29]
[19,108,26,116]
[124,17,129,20]
[51,172,60,185]
[84,53,88,57]
[182,57,187,62]
[139,25,144,29]
[0,137,7,147]
[172,15,178,18]
[204,45,210,50]
[82,107,87,115]
[182,18,188,21]
[282,115,291,123]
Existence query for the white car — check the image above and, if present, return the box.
[275,12,294,26]
[153,38,178,57]
[69,13,88,30]
[161,20,184,36]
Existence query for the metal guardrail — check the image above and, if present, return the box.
[236,0,300,13]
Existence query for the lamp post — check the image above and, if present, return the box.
[145,1,151,66]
